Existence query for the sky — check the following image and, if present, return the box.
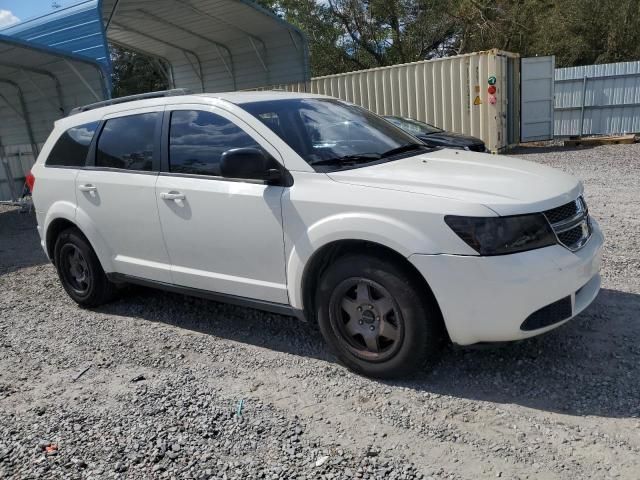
[0,1,84,27]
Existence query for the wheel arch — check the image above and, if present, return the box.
[45,217,78,262]
[45,211,113,273]
[299,239,446,336]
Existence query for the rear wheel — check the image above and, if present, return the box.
[316,254,442,378]
[54,228,116,307]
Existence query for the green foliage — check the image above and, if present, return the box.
[258,0,640,73]
[257,0,460,75]
[538,0,640,67]
[450,0,640,67]
[110,46,168,98]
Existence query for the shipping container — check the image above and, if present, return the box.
[265,50,521,152]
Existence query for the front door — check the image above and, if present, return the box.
[155,105,288,304]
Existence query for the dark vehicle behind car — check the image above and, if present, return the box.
[384,116,487,152]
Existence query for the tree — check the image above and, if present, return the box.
[537,0,640,67]
[450,0,640,67]
[258,0,459,75]
[110,46,168,97]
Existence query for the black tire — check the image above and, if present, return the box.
[316,254,442,379]
[53,227,117,308]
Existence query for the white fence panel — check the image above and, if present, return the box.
[554,60,640,136]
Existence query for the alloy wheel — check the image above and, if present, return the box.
[329,277,405,362]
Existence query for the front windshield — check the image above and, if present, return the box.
[385,116,443,135]
[240,98,423,170]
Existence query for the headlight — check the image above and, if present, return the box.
[444,214,556,255]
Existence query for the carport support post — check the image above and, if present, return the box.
[0,79,39,156]
[0,139,17,202]
[14,88,39,156]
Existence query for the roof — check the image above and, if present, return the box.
[54,90,333,131]
[101,0,310,92]
[197,90,328,104]
[0,34,109,151]
[0,1,110,71]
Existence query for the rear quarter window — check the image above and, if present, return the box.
[45,121,100,167]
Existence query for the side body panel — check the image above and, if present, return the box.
[75,170,171,282]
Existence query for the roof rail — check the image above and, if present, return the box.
[68,89,192,116]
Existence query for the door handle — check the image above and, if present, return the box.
[78,184,97,192]
[160,191,186,201]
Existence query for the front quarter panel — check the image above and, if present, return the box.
[284,172,493,309]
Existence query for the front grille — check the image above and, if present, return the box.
[544,201,578,224]
[558,225,586,246]
[543,197,591,251]
[520,296,572,331]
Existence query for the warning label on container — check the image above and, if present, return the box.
[473,95,482,106]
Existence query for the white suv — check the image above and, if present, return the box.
[30,90,603,378]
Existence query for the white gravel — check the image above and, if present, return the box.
[1,143,639,479]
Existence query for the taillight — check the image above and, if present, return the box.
[26,170,35,193]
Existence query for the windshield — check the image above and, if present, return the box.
[239,98,425,171]
[384,116,443,135]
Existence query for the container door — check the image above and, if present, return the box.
[521,56,555,142]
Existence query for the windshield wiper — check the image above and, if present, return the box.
[309,144,427,167]
[309,153,382,166]
[380,143,428,158]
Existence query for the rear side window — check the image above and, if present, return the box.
[45,121,99,167]
[169,110,260,176]
[96,113,159,171]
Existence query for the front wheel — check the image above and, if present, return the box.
[316,254,442,378]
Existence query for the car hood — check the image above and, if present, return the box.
[418,132,483,147]
[327,149,582,216]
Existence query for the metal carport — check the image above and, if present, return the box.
[0,35,109,202]
[100,0,310,92]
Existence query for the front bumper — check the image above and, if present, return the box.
[409,219,604,345]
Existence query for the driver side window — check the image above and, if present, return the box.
[169,110,261,176]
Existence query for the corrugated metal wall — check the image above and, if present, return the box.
[0,1,110,71]
[555,60,640,136]
[102,0,310,93]
[0,145,35,202]
[0,35,108,202]
[261,50,520,152]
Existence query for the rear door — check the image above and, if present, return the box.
[155,105,288,303]
[75,107,172,282]
[521,56,556,142]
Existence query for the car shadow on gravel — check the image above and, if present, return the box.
[100,285,639,419]
[398,288,640,419]
[99,286,332,361]
[0,208,48,275]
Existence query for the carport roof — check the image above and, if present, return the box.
[0,34,109,152]
[101,0,310,92]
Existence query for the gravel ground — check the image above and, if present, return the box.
[1,143,639,479]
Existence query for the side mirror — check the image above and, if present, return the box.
[220,147,281,183]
